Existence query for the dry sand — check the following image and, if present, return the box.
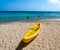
[0,21,60,50]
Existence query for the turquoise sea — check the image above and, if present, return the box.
[0,11,60,22]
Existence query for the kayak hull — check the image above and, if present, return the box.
[23,23,42,43]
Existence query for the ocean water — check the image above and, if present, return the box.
[0,11,60,22]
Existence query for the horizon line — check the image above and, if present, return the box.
[0,11,60,12]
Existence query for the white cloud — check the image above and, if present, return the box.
[49,0,60,4]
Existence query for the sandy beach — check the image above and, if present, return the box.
[0,21,60,50]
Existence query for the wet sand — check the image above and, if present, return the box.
[0,21,60,50]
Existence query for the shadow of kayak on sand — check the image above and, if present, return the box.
[16,36,38,50]
[16,40,29,50]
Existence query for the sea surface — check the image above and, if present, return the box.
[0,11,60,22]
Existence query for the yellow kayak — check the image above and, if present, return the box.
[23,22,42,43]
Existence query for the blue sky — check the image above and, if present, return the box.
[0,0,60,11]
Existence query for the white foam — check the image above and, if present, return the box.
[39,19,60,22]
